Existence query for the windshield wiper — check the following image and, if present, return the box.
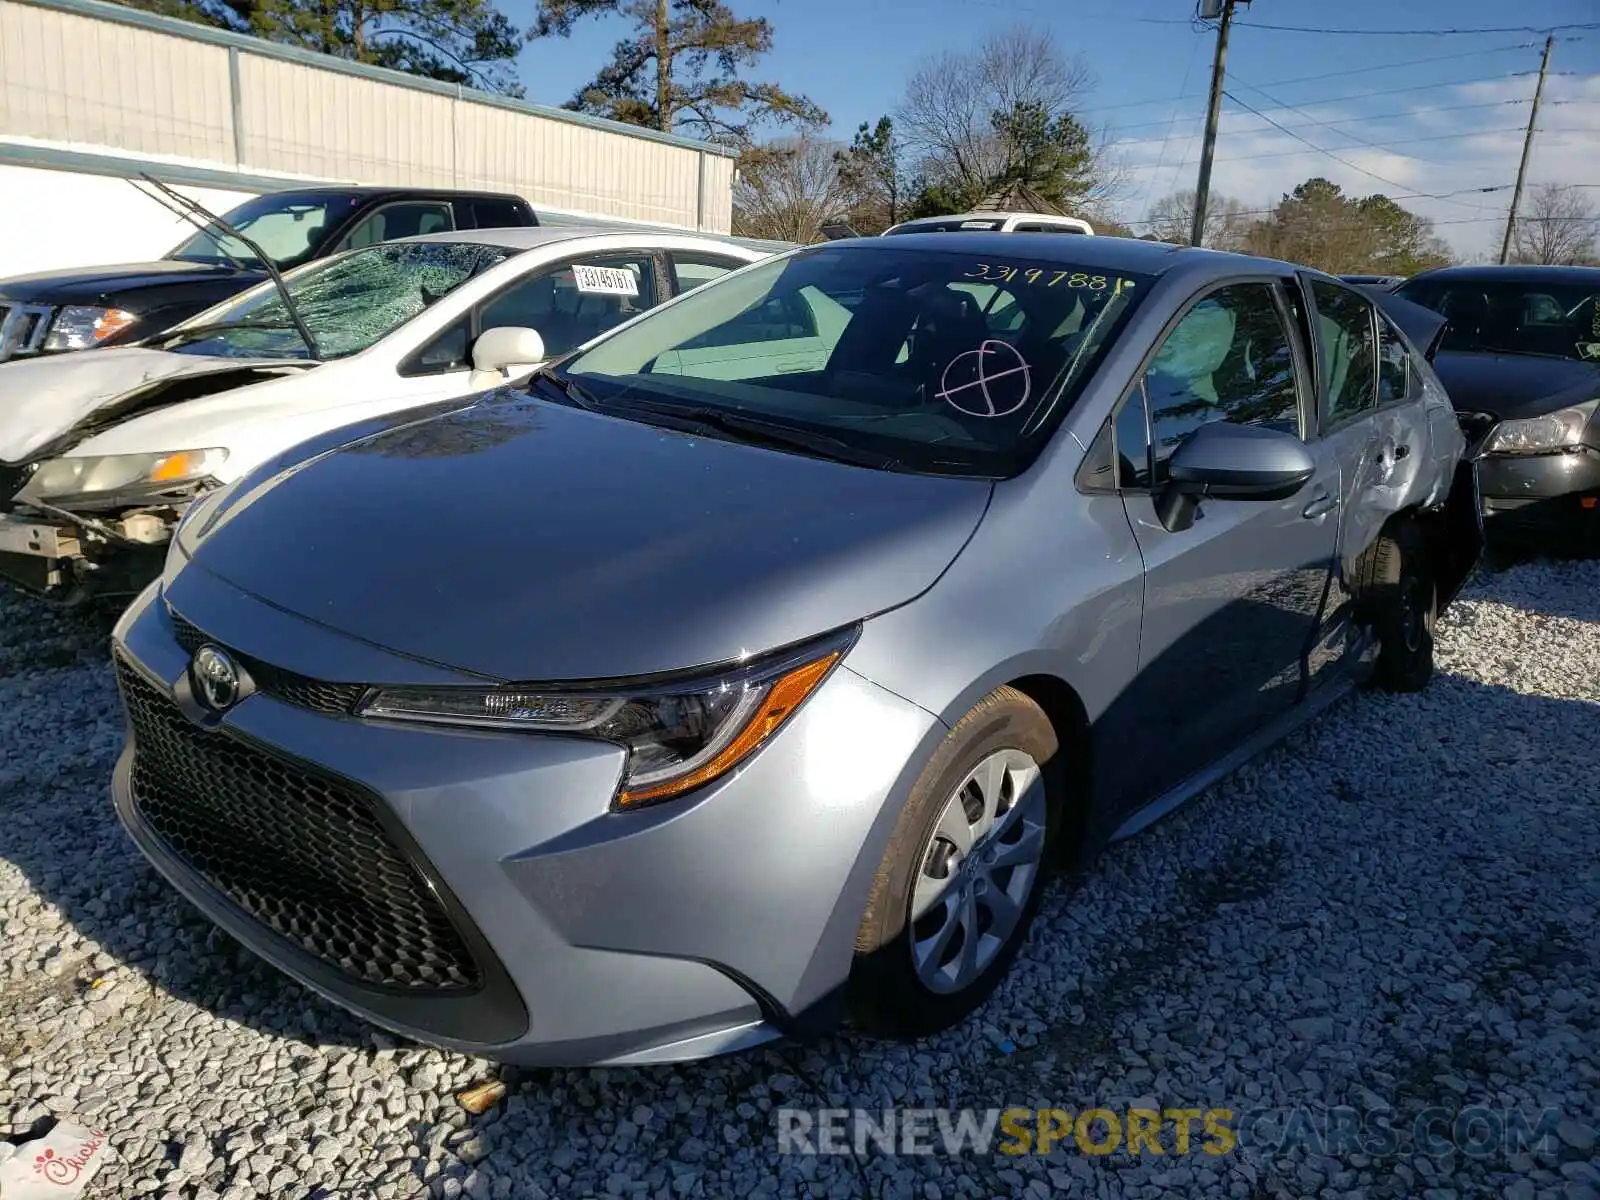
[130,175,320,360]
[155,319,303,349]
[529,366,598,409]
[593,395,899,469]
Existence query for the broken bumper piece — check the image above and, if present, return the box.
[0,510,172,602]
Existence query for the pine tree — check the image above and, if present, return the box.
[529,0,824,142]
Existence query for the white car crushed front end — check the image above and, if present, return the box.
[0,347,323,602]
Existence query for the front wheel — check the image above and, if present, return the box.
[848,686,1061,1038]
[1360,519,1437,693]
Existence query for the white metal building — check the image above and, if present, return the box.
[0,0,741,277]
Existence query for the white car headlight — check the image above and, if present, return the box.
[1484,399,1599,454]
[43,306,138,351]
[18,449,229,502]
[357,628,856,809]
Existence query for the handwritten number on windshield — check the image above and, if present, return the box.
[961,264,1116,291]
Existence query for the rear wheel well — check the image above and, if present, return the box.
[1006,673,1093,855]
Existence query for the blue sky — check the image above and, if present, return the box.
[510,0,1600,258]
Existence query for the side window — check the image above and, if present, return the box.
[679,291,817,349]
[400,317,471,377]
[466,199,528,229]
[478,253,658,360]
[1144,282,1303,480]
[1012,221,1082,234]
[671,254,745,294]
[1377,313,1413,405]
[339,202,455,250]
[1310,280,1377,427]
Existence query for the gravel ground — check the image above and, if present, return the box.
[1,559,1597,1200]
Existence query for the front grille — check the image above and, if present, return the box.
[117,654,481,991]
[168,610,368,716]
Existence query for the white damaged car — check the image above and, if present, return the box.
[0,226,772,602]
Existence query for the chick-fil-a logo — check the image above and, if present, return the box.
[32,1130,107,1186]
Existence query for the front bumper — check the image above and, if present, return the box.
[1475,447,1600,550]
[0,511,170,602]
[109,570,938,1066]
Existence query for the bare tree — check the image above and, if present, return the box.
[1511,184,1600,266]
[895,26,1118,213]
[1145,189,1254,250]
[732,136,852,243]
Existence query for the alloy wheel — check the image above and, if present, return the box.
[908,748,1048,994]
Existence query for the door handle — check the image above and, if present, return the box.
[1302,491,1337,519]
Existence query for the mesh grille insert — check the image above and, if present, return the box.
[118,654,480,992]
[168,610,368,716]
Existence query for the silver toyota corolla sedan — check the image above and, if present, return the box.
[109,234,1484,1067]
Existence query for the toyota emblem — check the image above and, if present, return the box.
[192,645,240,712]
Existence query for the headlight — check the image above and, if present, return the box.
[1484,400,1599,454]
[43,306,138,351]
[357,628,858,809]
[18,449,229,501]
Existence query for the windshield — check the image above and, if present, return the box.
[165,191,363,269]
[1395,276,1600,362]
[559,244,1154,476]
[163,242,512,361]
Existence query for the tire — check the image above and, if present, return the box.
[1359,519,1436,693]
[848,686,1064,1038]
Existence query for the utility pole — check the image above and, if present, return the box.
[1191,0,1244,248]
[1499,33,1554,265]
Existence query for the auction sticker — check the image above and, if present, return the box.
[573,265,639,296]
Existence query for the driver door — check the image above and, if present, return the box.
[1105,278,1336,809]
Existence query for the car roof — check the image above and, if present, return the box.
[1401,264,1600,286]
[825,230,1280,278]
[265,186,526,202]
[896,212,1084,223]
[381,226,762,252]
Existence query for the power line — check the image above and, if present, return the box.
[1251,42,1539,87]
[1210,126,1535,163]
[1081,66,1548,119]
[1231,19,1600,36]
[1124,184,1516,226]
[1229,74,1471,169]
[1113,98,1528,139]
[1219,90,1508,211]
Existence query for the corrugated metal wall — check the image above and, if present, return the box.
[0,0,734,233]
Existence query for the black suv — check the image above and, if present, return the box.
[0,187,536,361]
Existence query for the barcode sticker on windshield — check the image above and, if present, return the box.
[573,264,640,296]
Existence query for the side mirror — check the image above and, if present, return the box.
[471,326,546,378]
[1155,421,1316,532]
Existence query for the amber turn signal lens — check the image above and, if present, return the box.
[616,651,841,807]
[149,451,203,482]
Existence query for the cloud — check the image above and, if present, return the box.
[1105,73,1600,258]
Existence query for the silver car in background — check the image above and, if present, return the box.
[109,234,1482,1066]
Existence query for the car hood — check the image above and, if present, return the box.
[0,260,258,303]
[0,347,310,464]
[186,395,994,681]
[1429,351,1600,420]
